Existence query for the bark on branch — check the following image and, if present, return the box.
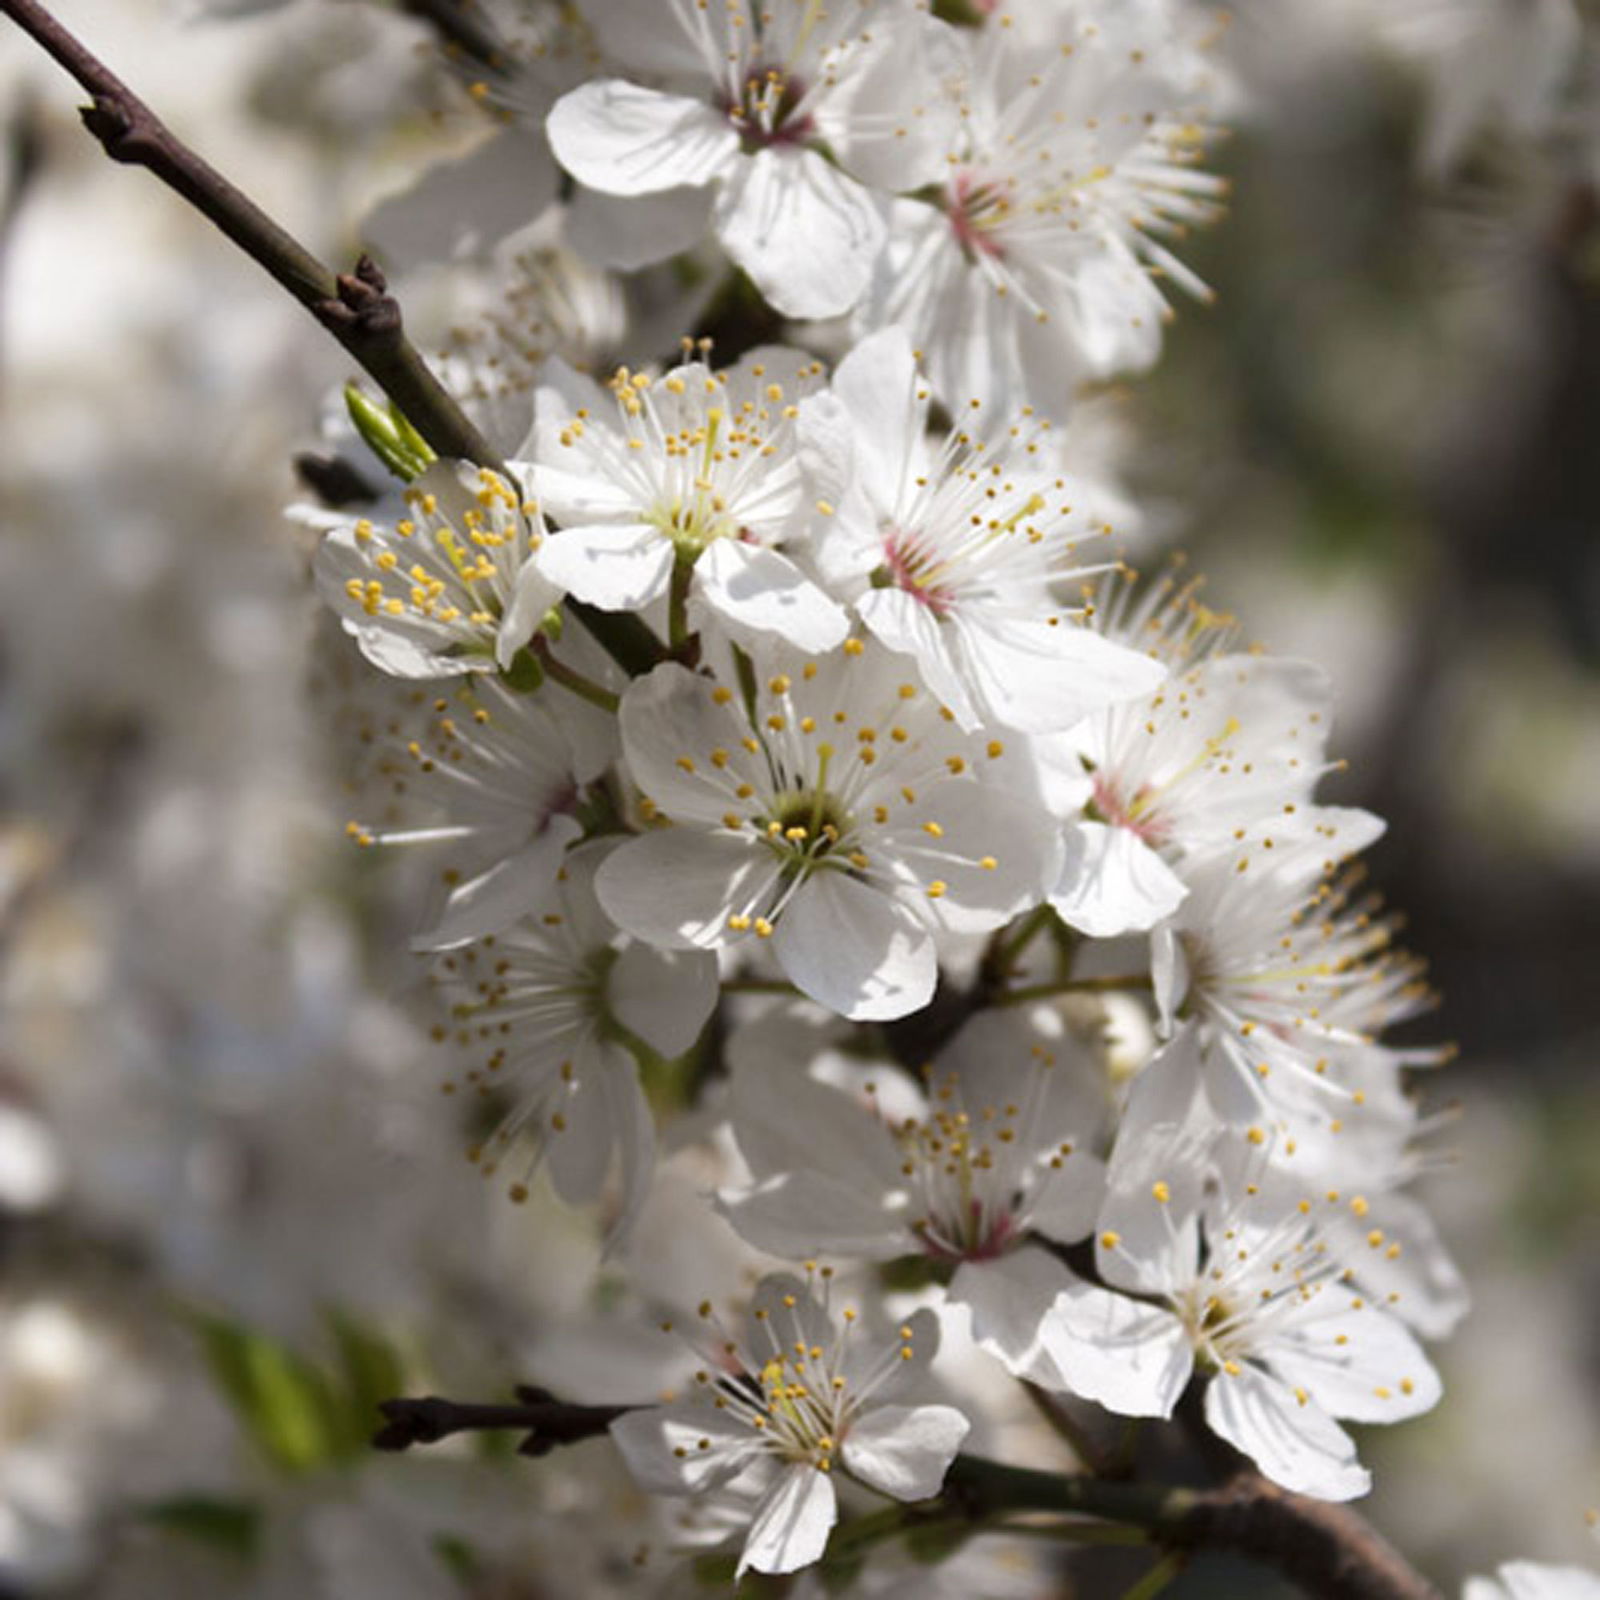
[373,1387,627,1459]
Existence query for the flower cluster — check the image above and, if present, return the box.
[307,319,1464,1574]
[284,0,1500,1586]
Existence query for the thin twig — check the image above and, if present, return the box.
[0,0,498,467]
[373,1387,627,1458]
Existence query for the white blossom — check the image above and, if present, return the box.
[341,665,616,949]
[1035,568,1337,937]
[430,843,718,1240]
[799,328,1166,731]
[609,1271,969,1578]
[533,348,847,652]
[544,0,961,319]
[720,1008,1189,1410]
[595,641,1062,1020]
[851,0,1226,416]
[1087,1131,1443,1499]
[1146,809,1429,1126]
[315,460,559,678]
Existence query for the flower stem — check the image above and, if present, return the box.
[1121,1550,1188,1600]
[668,558,692,652]
[999,973,1154,1006]
[982,903,1057,985]
[532,638,621,714]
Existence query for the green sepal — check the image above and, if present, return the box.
[345,384,437,482]
[501,647,545,694]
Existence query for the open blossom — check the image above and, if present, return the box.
[545,0,960,319]
[1116,1026,1467,1338]
[1037,569,1337,937]
[1088,1132,1443,1500]
[431,843,718,1240]
[594,641,1062,1020]
[799,328,1166,732]
[719,1008,1186,1411]
[533,349,847,652]
[314,460,559,678]
[1147,808,1427,1126]
[341,665,616,950]
[853,0,1225,416]
[610,1272,969,1578]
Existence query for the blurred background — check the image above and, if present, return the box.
[0,0,1597,1594]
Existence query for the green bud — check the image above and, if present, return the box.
[344,384,437,482]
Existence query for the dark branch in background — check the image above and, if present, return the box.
[381,1388,1441,1600]
[398,0,510,72]
[373,1387,627,1458]
[0,0,499,469]
[0,82,45,398]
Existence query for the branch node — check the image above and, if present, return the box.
[79,93,146,161]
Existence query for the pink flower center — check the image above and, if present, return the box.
[1091,773,1171,846]
[881,529,956,616]
[947,170,1009,263]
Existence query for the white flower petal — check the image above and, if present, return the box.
[536,523,674,612]
[598,1050,656,1249]
[1051,821,1189,937]
[1265,1307,1442,1425]
[841,1404,969,1503]
[828,327,924,517]
[547,79,738,197]
[693,540,849,653]
[739,1463,837,1577]
[1203,1365,1370,1502]
[597,829,781,950]
[498,553,564,668]
[717,1170,914,1260]
[1042,1279,1192,1419]
[856,586,975,726]
[413,816,582,951]
[957,612,1168,734]
[608,942,720,1058]
[770,870,936,1021]
[609,1402,765,1495]
[545,1042,629,1208]
[714,147,884,320]
[950,1248,1075,1386]
[565,181,716,270]
[729,1051,904,1191]
[615,661,759,827]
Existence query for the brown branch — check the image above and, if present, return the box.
[373,1386,627,1459]
[945,1457,1443,1600]
[376,1386,1442,1600]
[0,0,499,468]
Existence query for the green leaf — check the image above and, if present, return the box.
[192,1313,344,1476]
[140,1495,261,1559]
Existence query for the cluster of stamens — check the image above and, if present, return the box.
[339,469,538,647]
